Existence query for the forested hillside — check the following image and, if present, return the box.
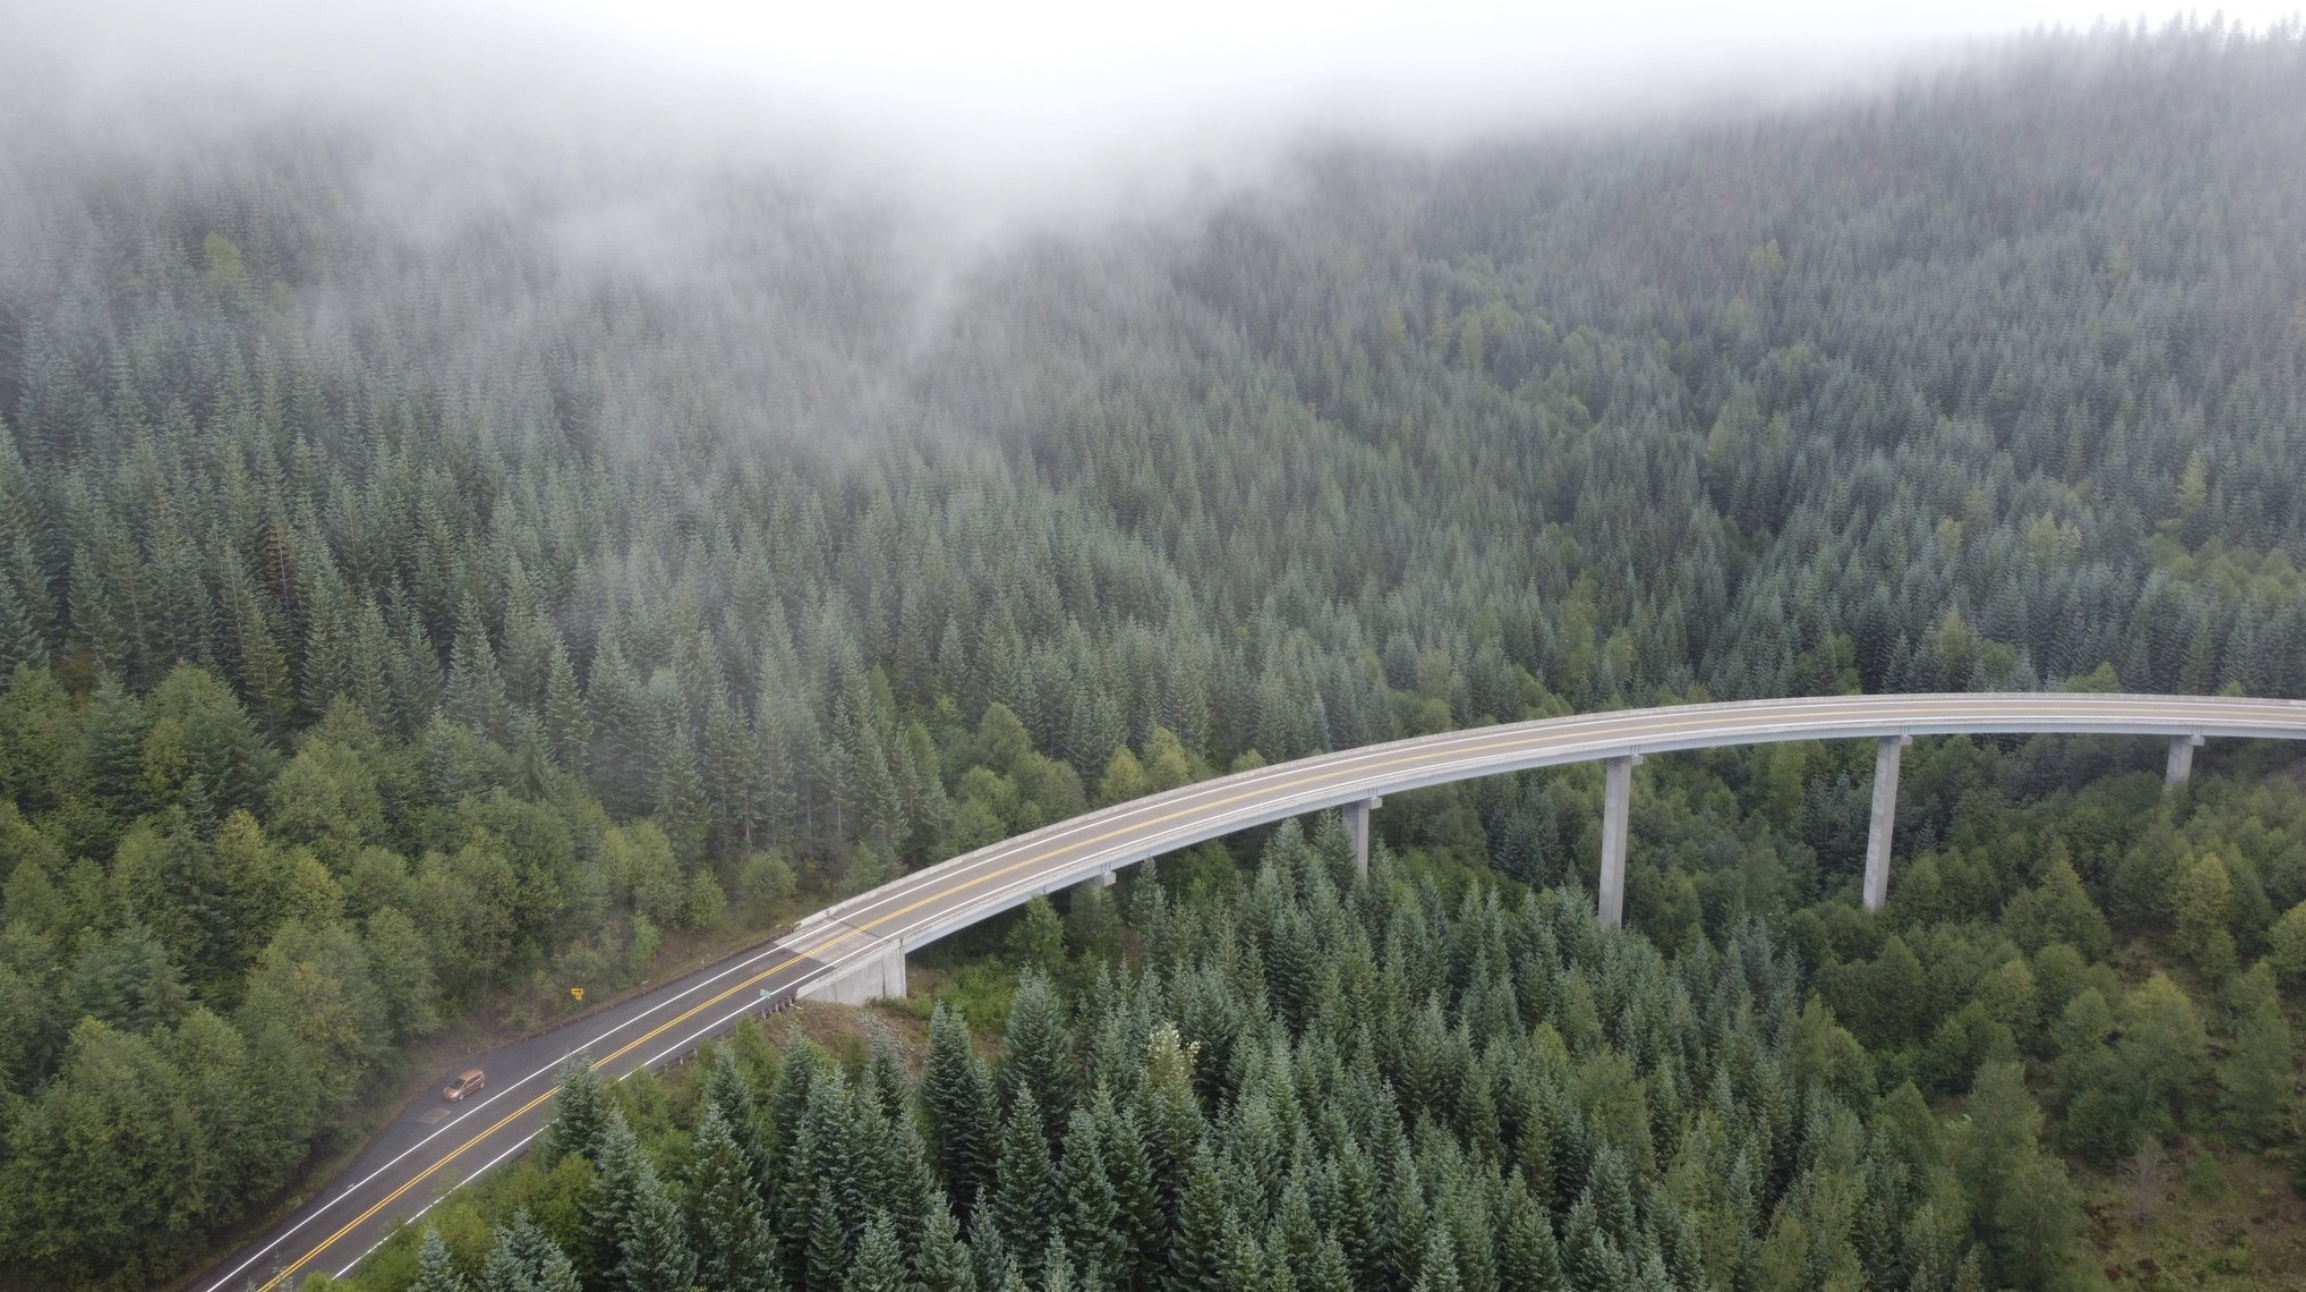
[2,20,2305,1290]
[344,758,2306,1292]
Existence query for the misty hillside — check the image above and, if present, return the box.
[3,21,2306,1291]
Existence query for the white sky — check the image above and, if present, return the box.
[18,1,2303,224]
[532,2,2300,121]
[508,2,2304,183]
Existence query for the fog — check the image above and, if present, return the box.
[5,0,2299,461]
[13,0,2304,238]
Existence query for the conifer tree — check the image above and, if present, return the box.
[844,1211,914,1292]
[1166,1143,1229,1292]
[1000,972,1078,1142]
[2220,963,2293,1145]
[581,1107,645,1286]
[1495,1180,1565,1292]
[689,1102,783,1292]
[924,1004,1000,1219]
[413,1227,472,1292]
[806,1179,853,1292]
[701,1044,770,1187]
[536,1053,610,1168]
[1058,1108,1121,1282]
[994,1089,1059,1282]
[916,1203,980,1292]
[499,1210,581,1292]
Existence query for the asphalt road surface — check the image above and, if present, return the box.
[197,691,2306,1290]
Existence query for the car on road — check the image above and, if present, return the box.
[442,1069,486,1102]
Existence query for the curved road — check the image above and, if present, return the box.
[199,692,2306,1290]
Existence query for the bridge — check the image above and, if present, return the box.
[202,691,2306,1290]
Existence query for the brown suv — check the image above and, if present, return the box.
[442,1069,486,1102]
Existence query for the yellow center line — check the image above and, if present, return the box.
[258,1088,562,1288]
[257,695,2264,1288]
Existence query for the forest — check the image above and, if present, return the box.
[1,17,2304,1291]
[329,749,2306,1292]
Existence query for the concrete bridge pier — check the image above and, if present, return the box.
[2166,734,2204,787]
[1864,736,1910,912]
[1343,796,1383,877]
[1598,754,1642,927]
[795,930,908,1005]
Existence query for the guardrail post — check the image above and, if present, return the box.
[1599,755,1641,927]
[1864,735,1910,912]
[1343,797,1383,877]
[2165,734,2204,787]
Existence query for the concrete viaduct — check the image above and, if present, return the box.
[785,691,2306,1004]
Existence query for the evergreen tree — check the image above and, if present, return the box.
[2220,963,2293,1145]
[1058,1108,1121,1282]
[844,1211,916,1292]
[924,1004,1001,1219]
[536,1052,610,1168]
[1165,1143,1229,1292]
[917,1203,981,1292]
[689,1101,783,1292]
[994,1088,1060,1282]
[1000,972,1078,1142]
[413,1227,473,1292]
[1495,1179,1565,1292]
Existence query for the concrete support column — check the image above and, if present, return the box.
[2166,735,2204,788]
[1343,797,1383,877]
[1598,754,1641,927]
[1864,735,1910,912]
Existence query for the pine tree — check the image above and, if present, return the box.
[843,1211,914,1292]
[1410,1227,1462,1292]
[476,1238,531,1292]
[917,1203,981,1292]
[536,1052,610,1168]
[1377,1144,1430,1291]
[2220,963,2293,1145]
[994,1088,1059,1282]
[1303,1239,1354,1292]
[413,1227,473,1292]
[701,1045,770,1188]
[1166,1143,1229,1292]
[542,636,592,773]
[924,1003,1001,1218]
[1001,972,1078,1143]
[0,573,44,678]
[689,1102,783,1292]
[970,1197,1015,1292]
[445,595,510,741]
[1097,1091,1163,1292]
[1216,1214,1265,1292]
[500,1210,581,1292]
[807,1178,853,1292]
[616,1151,697,1292]
[1058,1108,1121,1282]
[1495,1180,1565,1292]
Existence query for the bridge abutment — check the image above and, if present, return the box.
[1864,735,1909,912]
[2166,734,2204,787]
[795,931,908,1006]
[1599,754,1641,927]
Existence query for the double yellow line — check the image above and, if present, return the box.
[251,694,2144,1288]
